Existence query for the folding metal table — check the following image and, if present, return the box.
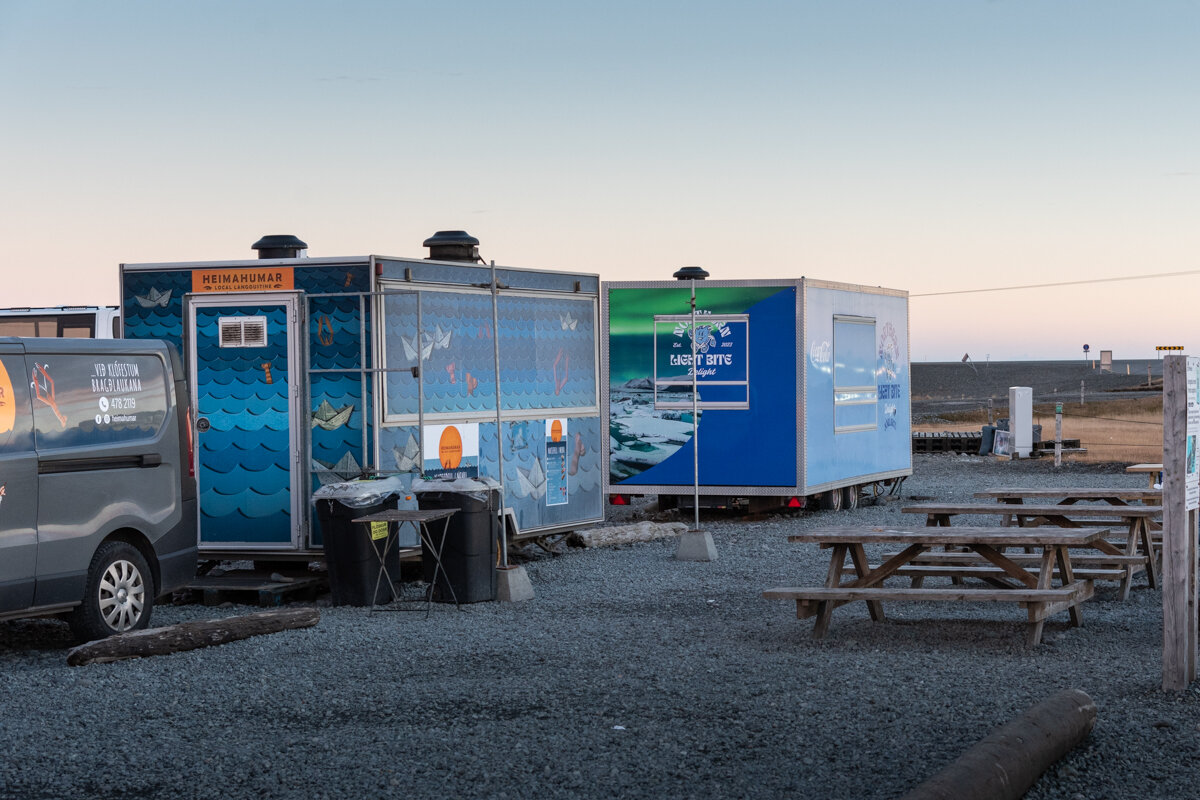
[352,508,459,612]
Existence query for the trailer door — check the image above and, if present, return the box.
[188,294,305,551]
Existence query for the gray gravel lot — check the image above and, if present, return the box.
[2,454,1198,800]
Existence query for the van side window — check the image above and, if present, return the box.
[29,354,169,450]
[0,353,33,453]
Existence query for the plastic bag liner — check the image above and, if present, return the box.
[411,475,501,504]
[312,475,408,509]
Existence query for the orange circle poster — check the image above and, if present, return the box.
[438,426,463,469]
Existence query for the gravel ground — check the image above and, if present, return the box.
[2,454,1198,800]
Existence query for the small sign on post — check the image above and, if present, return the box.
[1054,403,1063,468]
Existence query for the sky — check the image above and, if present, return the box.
[0,1,1195,361]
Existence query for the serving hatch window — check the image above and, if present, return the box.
[833,315,877,432]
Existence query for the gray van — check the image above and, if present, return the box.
[0,338,197,640]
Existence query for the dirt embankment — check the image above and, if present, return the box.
[912,359,1162,421]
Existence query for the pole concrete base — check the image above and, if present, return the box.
[496,565,534,602]
[675,530,717,561]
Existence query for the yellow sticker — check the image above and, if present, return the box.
[0,358,14,435]
[370,521,389,541]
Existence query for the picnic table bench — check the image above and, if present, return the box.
[972,487,1161,505]
[764,526,1107,647]
[901,502,1160,600]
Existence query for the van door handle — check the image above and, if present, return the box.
[140,454,162,467]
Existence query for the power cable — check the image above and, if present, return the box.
[911,268,1200,298]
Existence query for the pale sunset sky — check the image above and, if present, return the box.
[0,1,1195,361]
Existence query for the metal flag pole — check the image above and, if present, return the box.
[490,260,508,569]
[691,279,700,532]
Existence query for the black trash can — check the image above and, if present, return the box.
[313,477,407,606]
[413,478,499,604]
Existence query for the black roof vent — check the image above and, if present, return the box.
[672,265,710,280]
[423,230,480,263]
[252,234,308,259]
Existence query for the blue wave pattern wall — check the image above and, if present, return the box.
[121,270,191,350]
[497,296,596,410]
[377,416,603,531]
[298,265,373,546]
[383,290,497,415]
[500,416,602,530]
[195,304,292,545]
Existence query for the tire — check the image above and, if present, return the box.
[819,488,844,512]
[69,541,155,642]
[842,485,859,510]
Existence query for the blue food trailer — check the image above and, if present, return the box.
[603,276,911,511]
[120,233,603,560]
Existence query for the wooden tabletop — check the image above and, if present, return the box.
[787,526,1109,547]
[973,487,1161,501]
[902,502,1161,518]
[1126,463,1163,473]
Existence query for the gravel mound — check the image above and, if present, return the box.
[1,455,1195,800]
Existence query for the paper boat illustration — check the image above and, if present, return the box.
[402,333,433,362]
[312,451,363,485]
[311,399,353,431]
[134,288,172,308]
[516,457,546,500]
[393,433,421,472]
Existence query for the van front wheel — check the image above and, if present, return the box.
[69,542,155,642]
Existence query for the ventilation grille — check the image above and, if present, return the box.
[218,316,268,348]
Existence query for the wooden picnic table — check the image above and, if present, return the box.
[972,487,1161,505]
[901,502,1161,600]
[763,526,1108,647]
[1126,463,1163,488]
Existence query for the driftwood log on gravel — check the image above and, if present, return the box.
[567,521,688,549]
[899,688,1096,800]
[66,607,320,666]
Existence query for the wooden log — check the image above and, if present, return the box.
[899,689,1096,800]
[66,608,320,666]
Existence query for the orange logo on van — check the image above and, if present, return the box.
[0,359,14,435]
[550,419,563,443]
[439,426,463,469]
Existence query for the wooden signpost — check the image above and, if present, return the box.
[1162,355,1198,691]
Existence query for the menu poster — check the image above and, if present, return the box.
[545,418,568,506]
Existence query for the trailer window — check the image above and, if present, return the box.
[833,316,877,432]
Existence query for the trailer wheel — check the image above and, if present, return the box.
[819,489,843,512]
[842,484,859,510]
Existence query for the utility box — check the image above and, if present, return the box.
[1008,386,1033,458]
[602,278,912,509]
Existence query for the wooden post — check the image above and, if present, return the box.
[1079,380,1085,406]
[1054,403,1062,468]
[1162,355,1197,690]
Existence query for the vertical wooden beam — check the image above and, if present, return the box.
[1162,355,1197,690]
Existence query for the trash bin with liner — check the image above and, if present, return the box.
[412,476,500,603]
[313,476,409,606]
